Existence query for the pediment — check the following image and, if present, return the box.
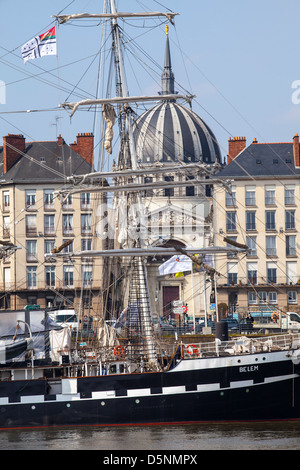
[146,202,206,226]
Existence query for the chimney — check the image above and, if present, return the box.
[57,134,64,146]
[227,136,246,165]
[3,134,25,173]
[293,133,299,167]
[70,133,94,167]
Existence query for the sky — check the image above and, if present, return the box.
[1,0,300,170]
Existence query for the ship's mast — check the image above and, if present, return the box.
[57,1,181,369]
[109,0,157,368]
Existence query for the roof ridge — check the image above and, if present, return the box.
[251,142,292,145]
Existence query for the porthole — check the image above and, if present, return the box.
[101,401,105,406]
[135,399,140,404]
[66,403,71,408]
[31,405,36,410]
[220,392,224,396]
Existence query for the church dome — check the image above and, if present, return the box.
[133,27,222,165]
[133,101,221,164]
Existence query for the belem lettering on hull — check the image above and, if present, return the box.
[239,365,259,373]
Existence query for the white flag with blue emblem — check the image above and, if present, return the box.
[159,255,192,275]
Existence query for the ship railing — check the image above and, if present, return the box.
[182,333,300,359]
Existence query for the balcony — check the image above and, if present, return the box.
[0,278,102,292]
[44,226,56,236]
[26,227,37,237]
[218,275,300,288]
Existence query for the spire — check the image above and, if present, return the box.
[160,25,175,95]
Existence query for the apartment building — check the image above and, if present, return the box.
[0,132,106,312]
[214,134,300,316]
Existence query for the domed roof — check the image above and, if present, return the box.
[133,27,222,165]
[133,101,221,164]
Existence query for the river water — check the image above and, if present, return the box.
[1,422,300,451]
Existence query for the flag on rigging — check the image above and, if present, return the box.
[21,26,57,63]
[158,255,192,276]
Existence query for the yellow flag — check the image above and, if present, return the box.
[175,272,184,278]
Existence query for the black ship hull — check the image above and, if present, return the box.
[1,349,300,429]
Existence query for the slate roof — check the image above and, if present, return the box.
[217,142,300,179]
[0,140,93,183]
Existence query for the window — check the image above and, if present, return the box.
[186,176,195,196]
[227,262,238,285]
[26,215,37,236]
[258,291,267,304]
[62,194,72,209]
[63,265,74,287]
[45,266,55,287]
[3,216,10,237]
[246,236,257,256]
[63,214,73,235]
[3,267,10,289]
[226,211,236,231]
[288,291,297,304]
[226,236,237,258]
[81,238,92,251]
[286,261,297,284]
[27,266,37,289]
[265,211,276,231]
[285,185,295,205]
[143,177,153,197]
[247,262,257,284]
[286,235,296,256]
[82,239,92,261]
[44,189,54,210]
[27,295,37,305]
[164,176,174,197]
[81,214,92,235]
[245,186,256,206]
[80,192,91,209]
[267,262,277,283]
[285,210,295,230]
[269,292,277,304]
[62,239,73,253]
[248,292,257,305]
[265,185,276,205]
[44,240,55,256]
[82,265,92,288]
[26,240,37,262]
[2,191,10,211]
[266,236,276,256]
[44,214,55,235]
[25,189,36,210]
[225,186,236,206]
[246,211,256,231]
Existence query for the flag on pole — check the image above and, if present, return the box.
[21,26,57,63]
[159,255,192,276]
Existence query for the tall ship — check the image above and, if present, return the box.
[0,0,300,429]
